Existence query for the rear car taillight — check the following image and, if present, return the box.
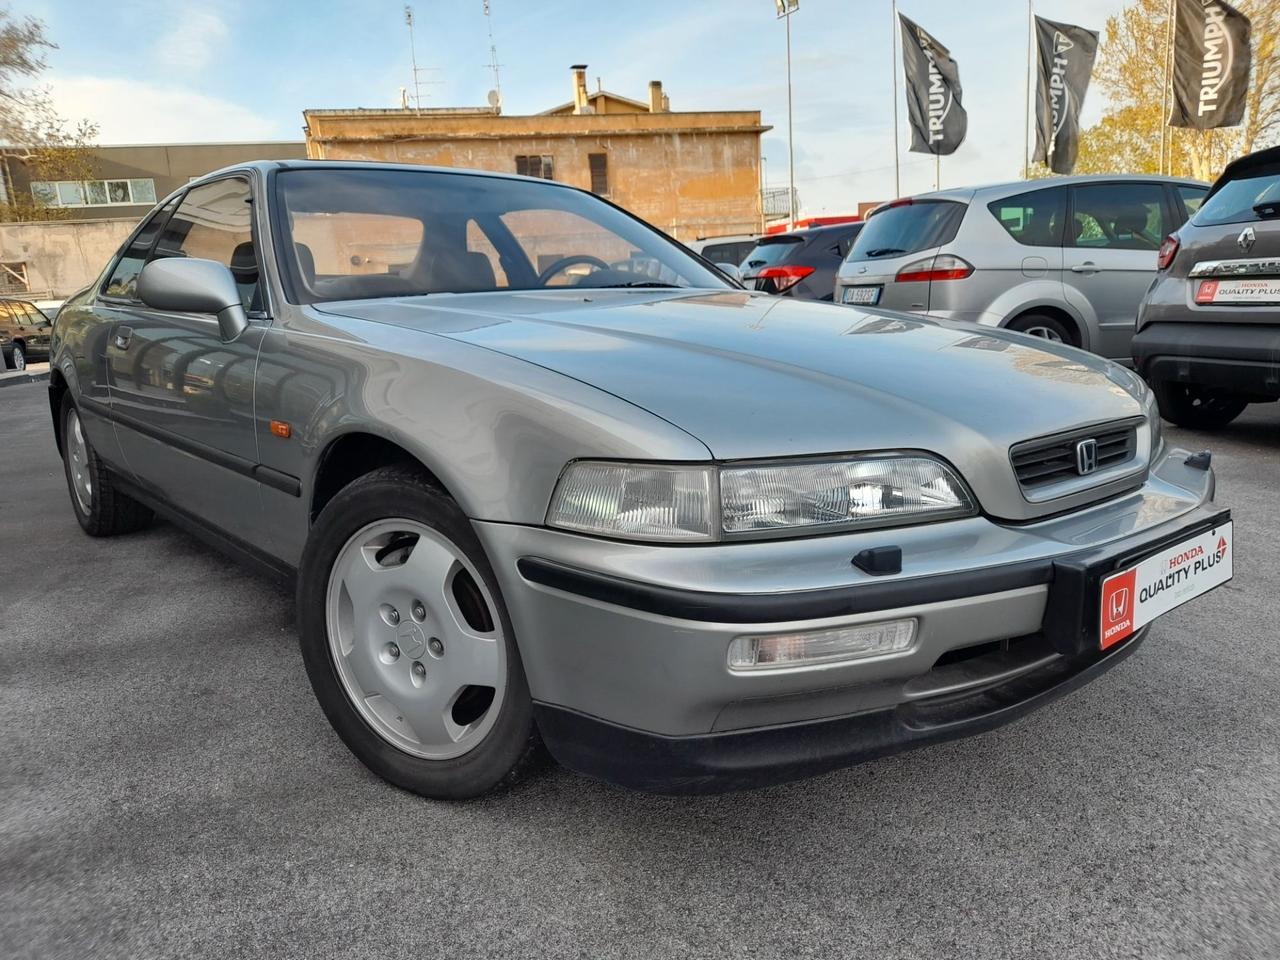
[756,264,816,293]
[895,254,974,283]
[1157,234,1180,270]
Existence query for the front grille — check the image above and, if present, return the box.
[1010,420,1139,492]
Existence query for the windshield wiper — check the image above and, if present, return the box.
[865,247,907,257]
[1251,200,1280,219]
[590,280,681,288]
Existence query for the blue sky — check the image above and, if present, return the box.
[33,0,1132,213]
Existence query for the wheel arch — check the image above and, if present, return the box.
[309,429,456,525]
[48,366,69,455]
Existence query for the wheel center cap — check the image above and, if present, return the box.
[396,621,428,660]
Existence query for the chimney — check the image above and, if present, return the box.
[648,80,664,113]
[571,64,589,114]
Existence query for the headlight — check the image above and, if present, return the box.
[1140,380,1164,456]
[545,462,716,541]
[720,456,975,534]
[546,454,976,542]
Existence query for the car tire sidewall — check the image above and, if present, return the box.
[61,396,97,531]
[1152,380,1248,430]
[297,470,536,800]
[11,344,25,371]
[1007,313,1074,346]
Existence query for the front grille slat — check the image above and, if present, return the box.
[1010,420,1141,493]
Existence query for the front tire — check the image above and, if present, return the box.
[297,466,540,800]
[1152,380,1248,430]
[60,395,154,536]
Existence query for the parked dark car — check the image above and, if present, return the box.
[1,298,53,371]
[1134,145,1280,429]
[740,223,862,301]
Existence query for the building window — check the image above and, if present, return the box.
[514,155,554,180]
[29,178,158,208]
[0,262,30,295]
[588,153,608,195]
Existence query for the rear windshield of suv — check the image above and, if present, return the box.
[1195,171,1280,226]
[846,200,966,262]
[741,236,803,268]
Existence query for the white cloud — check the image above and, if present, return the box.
[155,7,230,74]
[47,75,280,143]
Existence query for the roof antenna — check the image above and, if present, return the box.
[403,5,441,113]
[482,0,503,112]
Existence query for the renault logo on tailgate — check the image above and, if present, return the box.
[1238,226,1256,252]
[1076,438,1099,475]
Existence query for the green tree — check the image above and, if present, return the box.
[0,7,98,221]
[1033,0,1279,181]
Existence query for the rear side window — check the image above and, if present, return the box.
[101,197,178,300]
[1070,183,1168,251]
[1195,172,1280,226]
[988,187,1066,247]
[701,241,753,266]
[742,236,803,268]
[1177,185,1208,219]
[847,201,965,262]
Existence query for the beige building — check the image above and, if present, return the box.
[303,67,769,242]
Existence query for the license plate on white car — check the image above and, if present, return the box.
[1099,522,1233,650]
[1195,278,1280,304]
[842,285,882,305]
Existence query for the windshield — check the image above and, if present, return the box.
[741,236,803,269]
[1195,171,1280,226]
[846,200,966,261]
[274,168,728,303]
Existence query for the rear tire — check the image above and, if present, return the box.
[9,343,25,371]
[60,394,154,536]
[297,465,541,800]
[1152,380,1248,430]
[1007,313,1077,346]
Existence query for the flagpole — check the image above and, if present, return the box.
[1023,0,1033,178]
[891,0,901,196]
[1160,0,1173,174]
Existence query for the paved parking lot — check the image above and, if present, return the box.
[1,379,1277,959]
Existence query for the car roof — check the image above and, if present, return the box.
[189,158,586,191]
[760,222,862,241]
[898,173,1210,207]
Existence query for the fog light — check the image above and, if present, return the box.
[727,619,917,671]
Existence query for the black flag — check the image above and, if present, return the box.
[898,14,967,156]
[1170,0,1252,129]
[1032,17,1099,175]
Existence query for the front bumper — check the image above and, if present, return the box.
[1132,321,1280,399]
[475,446,1224,793]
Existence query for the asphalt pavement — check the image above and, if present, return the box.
[1,379,1277,960]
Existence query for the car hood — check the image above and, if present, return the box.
[322,290,1149,520]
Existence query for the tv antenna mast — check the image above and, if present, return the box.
[403,5,442,113]
[482,0,503,112]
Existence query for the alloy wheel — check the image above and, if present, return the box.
[324,519,506,760]
[1021,325,1064,343]
[66,409,93,514]
[11,345,25,371]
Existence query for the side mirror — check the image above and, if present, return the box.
[718,262,743,285]
[137,257,249,342]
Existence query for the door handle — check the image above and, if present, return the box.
[1070,262,1099,274]
[114,326,134,350]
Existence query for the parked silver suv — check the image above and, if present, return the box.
[835,175,1207,361]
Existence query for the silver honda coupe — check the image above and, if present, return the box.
[48,161,1232,798]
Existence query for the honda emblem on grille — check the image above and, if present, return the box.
[1238,226,1256,253]
[1076,438,1099,475]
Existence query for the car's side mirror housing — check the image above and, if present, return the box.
[718,262,743,285]
[137,257,249,342]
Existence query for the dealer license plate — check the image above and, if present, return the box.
[1099,522,1233,650]
[842,285,882,305]
[1195,278,1280,304]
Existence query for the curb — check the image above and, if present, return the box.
[0,370,50,389]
